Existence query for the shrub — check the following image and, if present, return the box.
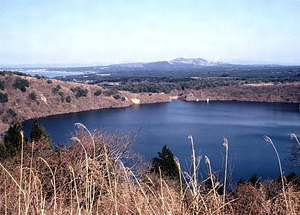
[29,91,37,100]
[71,86,88,98]
[94,89,102,96]
[58,91,64,97]
[103,89,117,97]
[52,85,61,94]
[0,80,4,90]
[7,109,17,117]
[47,79,53,84]
[66,96,71,103]
[248,174,261,188]
[113,94,121,100]
[70,87,76,93]
[13,77,29,92]
[2,116,8,123]
[0,92,8,103]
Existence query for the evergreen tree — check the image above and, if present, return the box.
[30,119,50,142]
[0,142,9,162]
[4,121,23,157]
[151,145,179,180]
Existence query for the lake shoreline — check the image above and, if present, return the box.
[1,72,299,135]
[19,93,299,133]
[2,90,299,135]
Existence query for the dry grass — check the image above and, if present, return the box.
[0,130,300,214]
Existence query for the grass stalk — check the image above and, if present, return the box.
[75,123,96,159]
[38,157,57,215]
[174,156,185,213]
[291,133,300,147]
[1,127,299,214]
[18,131,24,215]
[0,163,25,194]
[69,166,81,215]
[264,136,289,212]
[159,168,165,214]
[205,156,218,203]
[71,136,92,213]
[188,135,198,195]
[4,175,8,215]
[25,141,35,214]
[223,138,228,206]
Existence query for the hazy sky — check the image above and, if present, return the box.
[1,0,299,66]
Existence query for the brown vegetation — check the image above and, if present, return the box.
[1,71,299,134]
[0,72,172,133]
[181,82,300,103]
[0,128,299,214]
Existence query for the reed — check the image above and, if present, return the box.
[264,136,290,213]
[223,138,228,206]
[291,133,300,147]
[0,128,299,214]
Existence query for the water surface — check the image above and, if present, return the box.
[23,100,300,182]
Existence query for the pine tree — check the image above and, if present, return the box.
[151,145,179,180]
[4,121,23,157]
[30,119,50,142]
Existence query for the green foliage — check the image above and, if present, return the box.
[0,80,4,90]
[4,121,23,157]
[103,89,118,97]
[70,87,76,93]
[52,85,61,94]
[66,96,71,103]
[113,94,121,100]
[13,77,30,92]
[7,109,17,117]
[11,71,30,77]
[151,145,179,180]
[0,141,9,162]
[0,92,8,103]
[94,89,102,96]
[71,86,88,98]
[29,91,37,100]
[30,119,50,142]
[58,91,64,97]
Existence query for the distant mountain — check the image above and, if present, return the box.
[90,57,228,73]
[0,57,243,77]
[169,57,217,66]
[112,57,225,69]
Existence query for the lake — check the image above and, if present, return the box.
[23,100,300,182]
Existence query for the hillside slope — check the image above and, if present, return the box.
[1,71,299,134]
[0,72,172,133]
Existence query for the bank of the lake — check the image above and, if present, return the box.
[0,72,172,133]
[1,71,299,135]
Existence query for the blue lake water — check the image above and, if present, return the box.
[23,100,300,182]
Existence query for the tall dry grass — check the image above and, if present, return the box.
[0,128,299,214]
